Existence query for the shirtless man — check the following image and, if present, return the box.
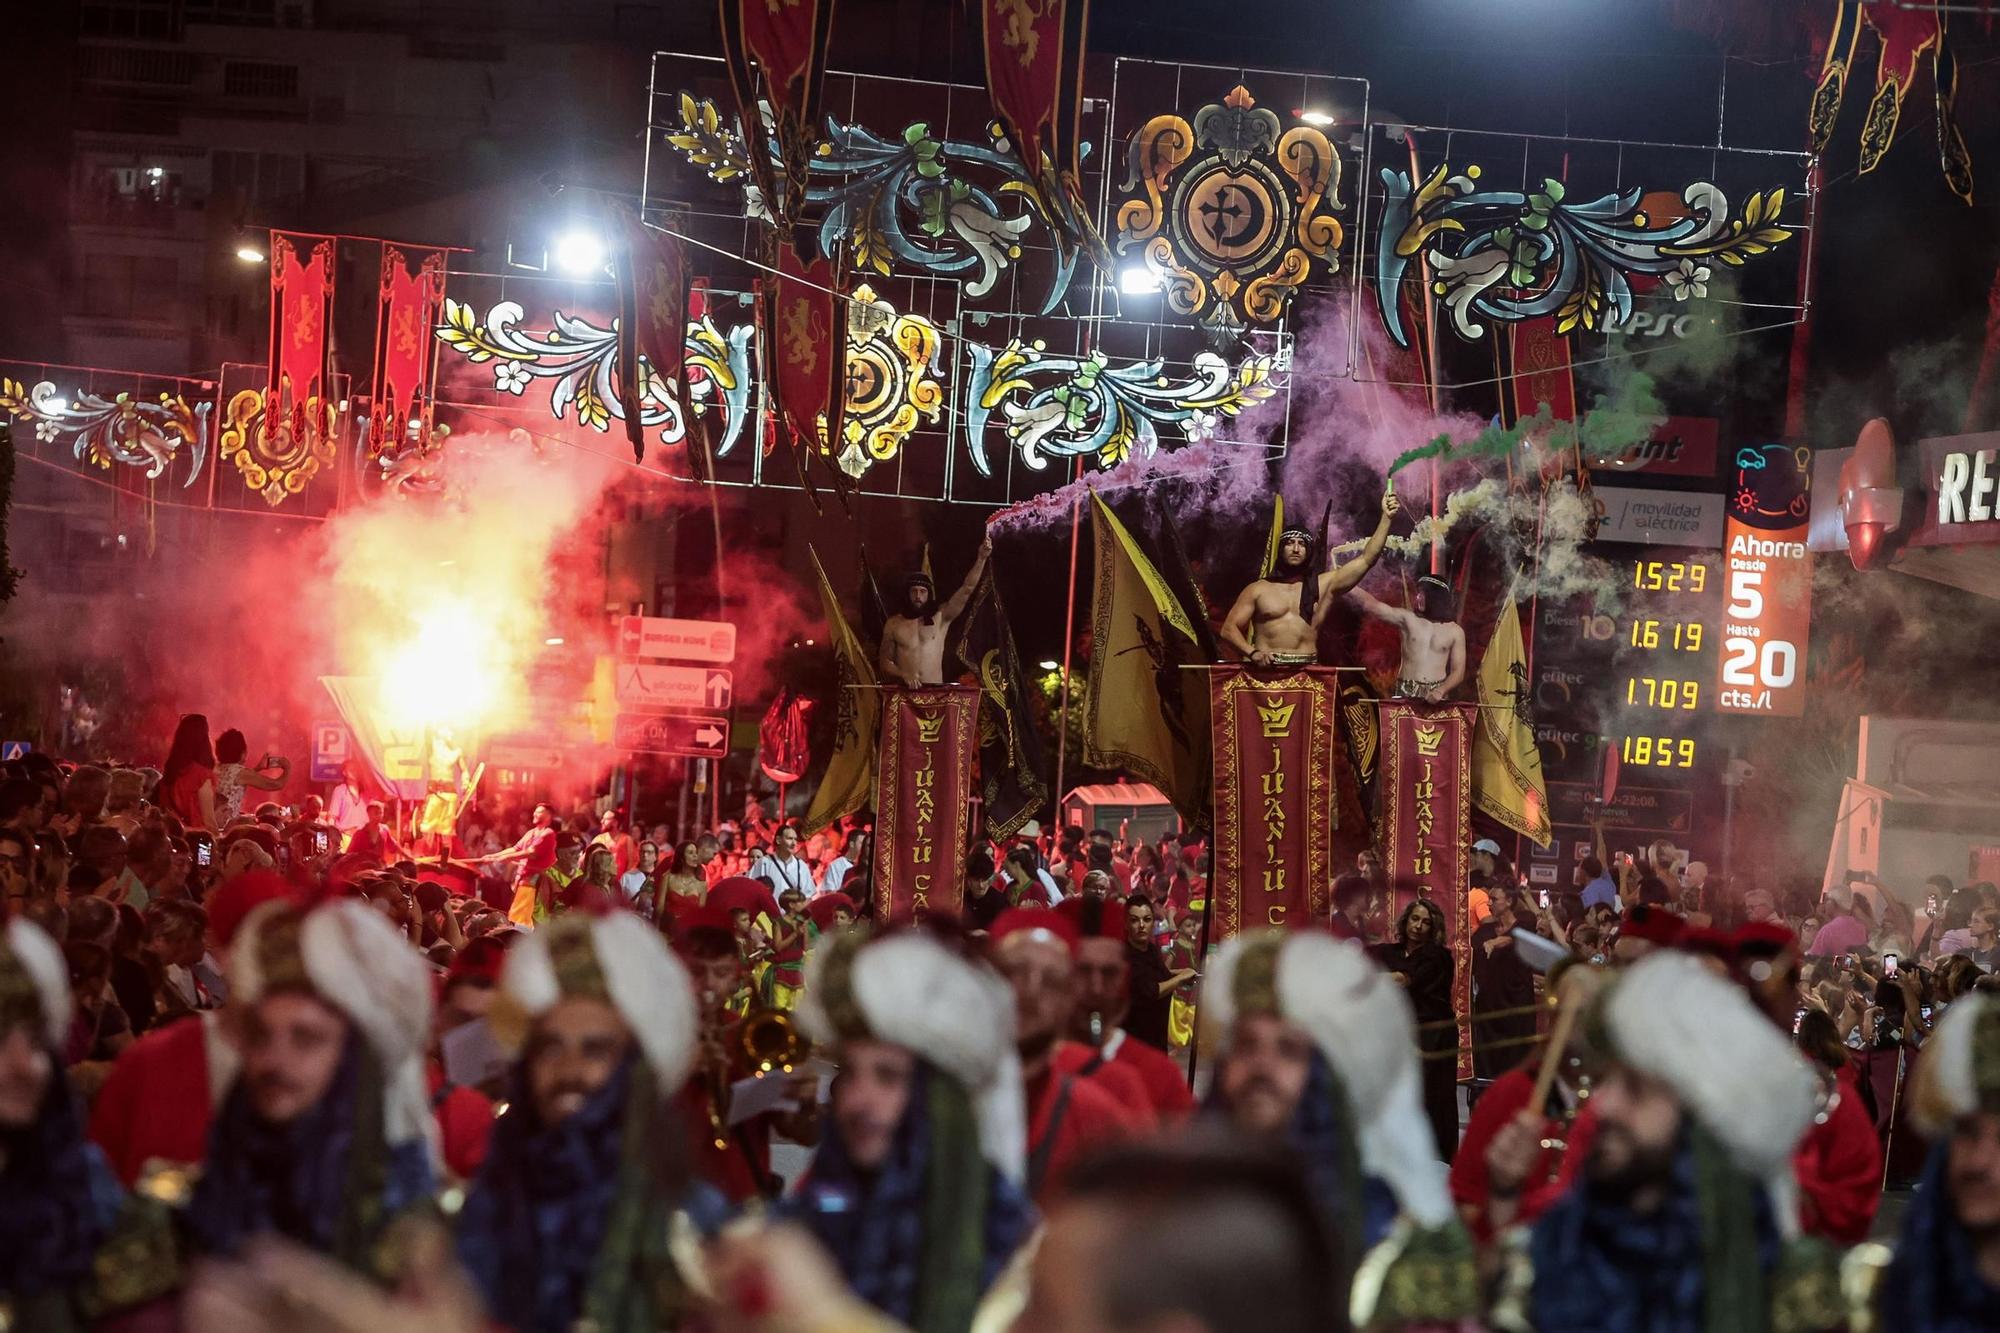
[1348,572,1466,701]
[877,534,992,686]
[1219,486,1398,666]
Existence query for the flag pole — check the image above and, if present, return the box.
[1052,460,1086,818]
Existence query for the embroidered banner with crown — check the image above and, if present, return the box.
[1209,668,1338,943]
[1379,700,1476,1080]
[871,685,981,925]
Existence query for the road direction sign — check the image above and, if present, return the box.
[613,661,733,712]
[0,741,31,762]
[614,711,731,758]
[617,615,736,664]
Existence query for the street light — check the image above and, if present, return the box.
[552,230,607,275]
[1038,660,1061,671]
[1297,109,1336,127]
[235,245,266,263]
[1118,265,1161,295]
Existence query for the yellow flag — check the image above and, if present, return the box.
[804,547,880,835]
[1260,496,1284,579]
[1472,596,1553,847]
[1082,494,1210,824]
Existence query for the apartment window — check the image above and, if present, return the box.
[79,2,177,39]
[79,253,180,320]
[212,149,302,203]
[183,0,278,24]
[222,60,299,100]
[79,46,200,86]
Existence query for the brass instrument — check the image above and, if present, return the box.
[738,1005,812,1076]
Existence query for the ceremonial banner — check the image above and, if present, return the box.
[1472,598,1553,847]
[758,249,846,460]
[720,0,837,242]
[980,0,1094,242]
[1082,494,1211,826]
[1208,668,1337,940]
[872,686,980,925]
[368,245,447,464]
[1508,317,1577,425]
[956,565,1049,839]
[1378,700,1475,1080]
[614,209,693,466]
[803,548,879,834]
[266,231,335,461]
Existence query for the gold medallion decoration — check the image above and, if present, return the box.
[1116,85,1344,346]
[818,283,943,478]
[217,388,338,506]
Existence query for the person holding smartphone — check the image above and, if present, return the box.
[210,728,290,827]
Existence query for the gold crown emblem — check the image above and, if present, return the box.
[1257,695,1297,738]
[914,709,945,743]
[1413,722,1443,756]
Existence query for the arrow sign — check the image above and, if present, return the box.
[615,661,733,712]
[614,711,732,758]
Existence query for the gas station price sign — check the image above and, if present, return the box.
[1614,553,1719,770]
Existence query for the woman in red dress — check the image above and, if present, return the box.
[159,713,219,832]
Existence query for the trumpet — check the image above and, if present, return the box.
[738,1006,812,1076]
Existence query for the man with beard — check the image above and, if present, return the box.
[991,908,1142,1205]
[1061,894,1197,1121]
[877,535,992,687]
[174,896,438,1280]
[1,918,125,1330]
[787,924,1036,1329]
[1202,927,1477,1328]
[457,912,727,1333]
[1221,487,1399,666]
[1872,991,2000,1328]
[1516,950,1835,1333]
[470,801,559,926]
[1348,572,1467,701]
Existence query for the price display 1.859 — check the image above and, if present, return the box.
[1621,735,1696,768]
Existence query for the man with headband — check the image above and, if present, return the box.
[457,912,728,1332]
[786,923,1035,1328]
[1348,571,1466,701]
[1221,485,1398,667]
[1202,926,1480,1329]
[877,534,992,686]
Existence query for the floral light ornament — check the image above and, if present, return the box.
[492,360,531,395]
[1665,257,1711,302]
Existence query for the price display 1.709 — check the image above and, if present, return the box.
[1621,735,1697,768]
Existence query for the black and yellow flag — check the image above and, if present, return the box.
[1472,595,1552,847]
[1083,494,1210,826]
[955,564,1049,838]
[804,547,880,835]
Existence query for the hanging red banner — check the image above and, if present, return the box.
[1378,700,1475,1081]
[267,231,335,450]
[614,209,692,467]
[1208,667,1337,941]
[368,245,446,463]
[982,0,1087,181]
[871,686,980,925]
[759,248,845,455]
[719,0,837,241]
[1508,317,1577,425]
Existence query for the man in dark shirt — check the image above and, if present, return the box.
[962,849,1008,931]
[1121,896,1190,1051]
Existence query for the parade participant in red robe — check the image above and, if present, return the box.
[1058,893,1196,1121]
[992,908,1139,1205]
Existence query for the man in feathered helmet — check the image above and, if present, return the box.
[877,534,992,687]
[1202,926,1479,1329]
[1505,949,1844,1333]
[1221,486,1398,667]
[784,923,1036,1329]
[457,912,730,1333]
